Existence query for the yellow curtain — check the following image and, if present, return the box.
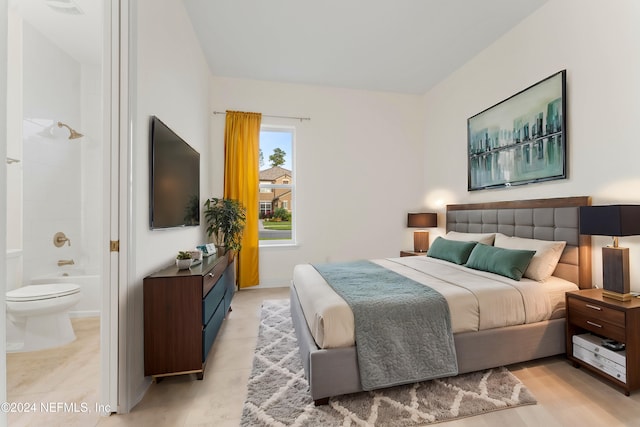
[224,111,262,288]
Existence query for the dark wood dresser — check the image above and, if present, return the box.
[144,251,235,380]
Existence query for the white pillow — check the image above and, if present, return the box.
[445,231,495,245]
[494,233,566,281]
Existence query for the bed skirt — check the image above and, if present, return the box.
[290,285,566,403]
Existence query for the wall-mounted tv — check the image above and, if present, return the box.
[149,116,200,229]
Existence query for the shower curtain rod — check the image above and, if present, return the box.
[212,111,311,122]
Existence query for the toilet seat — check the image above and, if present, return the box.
[6,284,80,302]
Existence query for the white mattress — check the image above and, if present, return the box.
[292,256,578,349]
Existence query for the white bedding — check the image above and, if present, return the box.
[292,256,578,349]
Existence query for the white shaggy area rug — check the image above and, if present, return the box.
[241,299,536,426]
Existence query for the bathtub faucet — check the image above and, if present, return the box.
[53,232,71,247]
[57,259,75,266]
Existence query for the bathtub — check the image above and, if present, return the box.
[30,269,101,318]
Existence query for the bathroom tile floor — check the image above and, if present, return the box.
[6,316,101,427]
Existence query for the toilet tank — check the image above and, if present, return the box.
[6,249,23,292]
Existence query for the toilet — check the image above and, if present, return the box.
[5,251,81,352]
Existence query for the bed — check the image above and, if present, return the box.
[290,196,592,404]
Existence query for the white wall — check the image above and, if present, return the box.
[422,0,640,289]
[126,0,211,411]
[80,64,104,272]
[6,7,21,252]
[210,77,425,286]
[21,21,82,281]
[7,12,103,319]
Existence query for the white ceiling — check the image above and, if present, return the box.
[184,0,548,94]
[10,0,548,94]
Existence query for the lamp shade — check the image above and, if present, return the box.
[407,213,437,228]
[579,205,640,236]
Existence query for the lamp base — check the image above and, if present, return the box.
[602,246,630,300]
[602,289,633,302]
[413,230,430,253]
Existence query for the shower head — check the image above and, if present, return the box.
[57,122,84,140]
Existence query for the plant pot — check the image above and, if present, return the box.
[176,258,192,270]
[215,245,227,256]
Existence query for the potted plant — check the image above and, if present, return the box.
[203,197,246,254]
[176,251,193,270]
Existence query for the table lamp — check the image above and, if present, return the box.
[407,212,438,252]
[579,205,640,301]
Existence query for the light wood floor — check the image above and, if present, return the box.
[7,287,640,426]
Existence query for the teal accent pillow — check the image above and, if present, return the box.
[426,237,477,265]
[465,243,536,281]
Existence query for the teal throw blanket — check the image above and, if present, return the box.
[313,260,458,390]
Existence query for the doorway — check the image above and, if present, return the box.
[3,0,118,422]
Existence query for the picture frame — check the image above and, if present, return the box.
[197,244,217,257]
[467,70,567,191]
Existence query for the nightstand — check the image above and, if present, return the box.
[400,250,427,257]
[566,288,640,395]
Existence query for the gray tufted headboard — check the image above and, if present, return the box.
[446,196,592,289]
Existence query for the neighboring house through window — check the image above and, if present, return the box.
[259,126,295,245]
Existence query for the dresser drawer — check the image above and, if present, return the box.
[202,299,225,361]
[203,258,227,296]
[568,298,625,328]
[568,307,626,343]
[203,279,226,325]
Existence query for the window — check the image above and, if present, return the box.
[259,202,272,217]
[259,126,295,245]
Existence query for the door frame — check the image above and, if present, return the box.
[101,0,121,414]
[1,1,9,425]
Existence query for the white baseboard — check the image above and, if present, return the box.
[255,278,291,288]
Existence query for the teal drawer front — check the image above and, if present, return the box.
[203,280,225,324]
[202,300,225,361]
[220,269,234,313]
[222,261,236,313]
[224,285,233,314]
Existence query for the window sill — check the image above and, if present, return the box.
[259,242,299,249]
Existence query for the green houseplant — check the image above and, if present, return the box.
[203,197,246,253]
[175,251,193,270]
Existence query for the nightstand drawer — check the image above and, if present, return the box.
[569,311,626,342]
[568,298,625,328]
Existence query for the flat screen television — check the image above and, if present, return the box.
[149,116,200,229]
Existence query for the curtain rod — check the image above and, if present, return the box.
[212,111,311,122]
